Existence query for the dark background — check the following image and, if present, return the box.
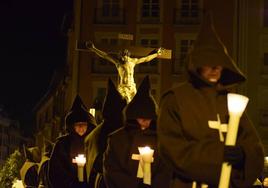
[0,0,73,134]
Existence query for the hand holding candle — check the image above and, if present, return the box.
[72,154,86,182]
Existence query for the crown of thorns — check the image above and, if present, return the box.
[118,49,131,57]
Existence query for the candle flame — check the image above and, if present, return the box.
[73,154,86,165]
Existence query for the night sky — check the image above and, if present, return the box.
[0,0,72,134]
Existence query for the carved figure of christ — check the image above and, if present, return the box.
[85,41,163,103]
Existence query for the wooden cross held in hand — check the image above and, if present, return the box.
[76,33,172,103]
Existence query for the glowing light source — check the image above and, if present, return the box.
[219,93,249,188]
[72,154,86,182]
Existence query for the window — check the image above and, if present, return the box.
[99,38,118,66]
[261,53,268,75]
[173,39,194,74]
[142,0,159,17]
[181,0,199,17]
[264,0,268,27]
[137,38,159,73]
[140,39,158,47]
[260,109,268,126]
[100,38,119,45]
[95,0,124,24]
[174,0,201,25]
[92,36,118,73]
[140,0,160,23]
[264,53,268,66]
[102,0,120,17]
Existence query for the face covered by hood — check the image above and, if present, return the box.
[65,95,97,135]
[124,75,158,123]
[186,13,246,88]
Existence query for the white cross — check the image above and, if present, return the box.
[208,114,228,142]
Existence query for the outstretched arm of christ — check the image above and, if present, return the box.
[136,47,163,64]
[85,41,117,65]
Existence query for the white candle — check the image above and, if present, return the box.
[138,146,154,163]
[138,146,154,185]
[73,154,86,182]
[218,93,249,188]
[89,108,95,117]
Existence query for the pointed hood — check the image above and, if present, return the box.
[186,12,246,87]
[20,146,40,187]
[72,94,88,110]
[65,95,96,133]
[102,78,127,121]
[124,76,158,120]
[42,138,54,157]
[23,145,41,163]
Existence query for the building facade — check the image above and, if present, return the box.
[34,0,268,152]
[0,108,26,167]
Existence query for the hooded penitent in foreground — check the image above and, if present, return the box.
[48,95,96,188]
[103,76,171,188]
[157,13,264,188]
[85,78,127,188]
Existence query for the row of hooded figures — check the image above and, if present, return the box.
[17,14,266,188]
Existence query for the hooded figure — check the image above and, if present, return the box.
[48,95,96,188]
[38,138,54,188]
[103,76,171,188]
[157,13,264,188]
[20,146,41,188]
[85,78,127,188]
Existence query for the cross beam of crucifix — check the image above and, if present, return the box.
[75,41,172,59]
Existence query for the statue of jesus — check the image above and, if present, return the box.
[86,41,163,103]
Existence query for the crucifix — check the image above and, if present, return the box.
[76,33,172,103]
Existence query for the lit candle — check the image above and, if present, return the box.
[72,154,86,182]
[219,93,249,188]
[138,146,154,162]
[138,146,154,185]
[89,108,95,117]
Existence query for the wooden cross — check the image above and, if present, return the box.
[75,33,172,59]
[75,33,172,102]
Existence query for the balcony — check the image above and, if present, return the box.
[94,8,126,24]
[173,9,203,25]
[140,16,160,24]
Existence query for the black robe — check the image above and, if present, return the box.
[48,133,88,188]
[85,123,109,188]
[20,161,39,188]
[157,82,264,188]
[85,78,127,188]
[157,13,264,188]
[38,155,50,188]
[103,123,171,188]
